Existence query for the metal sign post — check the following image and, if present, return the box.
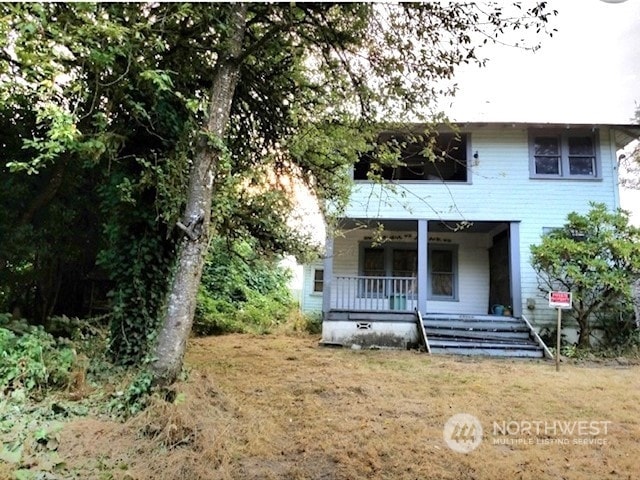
[549,291,572,372]
[556,307,562,372]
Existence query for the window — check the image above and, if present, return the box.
[533,136,560,175]
[361,246,417,278]
[359,244,417,297]
[362,247,385,277]
[313,269,324,293]
[361,247,387,296]
[358,243,458,301]
[393,249,417,277]
[568,136,596,175]
[354,132,469,182]
[530,130,599,179]
[428,245,458,300]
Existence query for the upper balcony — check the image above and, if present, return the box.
[353,130,470,184]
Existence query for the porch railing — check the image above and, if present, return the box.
[334,275,416,311]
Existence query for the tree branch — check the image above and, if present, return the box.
[19,157,69,227]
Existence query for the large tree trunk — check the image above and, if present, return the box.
[150,3,248,385]
[576,315,591,349]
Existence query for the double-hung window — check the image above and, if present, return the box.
[428,245,458,301]
[313,269,324,293]
[529,130,599,179]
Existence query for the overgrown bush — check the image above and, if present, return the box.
[194,238,296,335]
[594,304,639,348]
[0,314,76,398]
[194,295,243,335]
[531,203,640,349]
[283,311,323,335]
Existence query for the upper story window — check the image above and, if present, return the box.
[529,130,600,179]
[354,131,469,182]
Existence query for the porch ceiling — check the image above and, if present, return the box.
[339,218,507,234]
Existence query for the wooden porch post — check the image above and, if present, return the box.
[322,233,334,318]
[418,219,428,314]
[509,221,522,318]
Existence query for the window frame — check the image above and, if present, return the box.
[428,244,459,302]
[358,242,418,299]
[528,129,601,180]
[357,241,459,302]
[312,268,324,293]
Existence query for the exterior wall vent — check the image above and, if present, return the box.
[356,322,372,330]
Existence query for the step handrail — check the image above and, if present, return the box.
[415,309,431,354]
[521,314,554,359]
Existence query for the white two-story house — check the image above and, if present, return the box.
[301,122,640,357]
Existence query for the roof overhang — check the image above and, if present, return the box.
[609,125,640,150]
[378,121,640,150]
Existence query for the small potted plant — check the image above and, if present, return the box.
[503,305,512,316]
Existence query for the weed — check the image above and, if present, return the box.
[0,316,76,398]
[109,370,155,417]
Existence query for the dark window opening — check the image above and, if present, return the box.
[313,269,324,293]
[354,132,468,182]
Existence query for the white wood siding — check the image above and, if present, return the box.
[341,126,619,324]
[301,260,324,313]
[347,127,617,221]
[428,232,491,314]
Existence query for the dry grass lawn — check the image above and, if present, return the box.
[58,333,640,479]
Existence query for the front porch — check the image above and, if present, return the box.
[318,218,549,356]
[322,218,522,318]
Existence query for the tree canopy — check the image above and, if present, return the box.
[0,2,557,382]
[531,203,640,349]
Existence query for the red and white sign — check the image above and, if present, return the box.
[549,291,572,309]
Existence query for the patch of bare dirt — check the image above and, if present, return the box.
[56,334,640,479]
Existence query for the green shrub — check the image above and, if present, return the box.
[193,237,297,335]
[194,294,244,335]
[302,313,323,334]
[194,290,296,335]
[531,203,640,349]
[0,316,76,397]
[282,311,322,335]
[236,291,291,329]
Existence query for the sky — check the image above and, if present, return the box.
[447,0,640,124]
[446,0,640,223]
